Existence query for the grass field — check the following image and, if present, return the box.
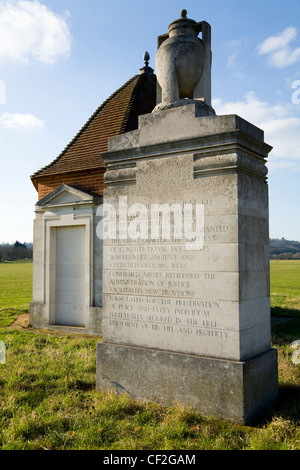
[270,260,300,314]
[0,259,299,450]
[0,260,32,327]
[0,260,32,308]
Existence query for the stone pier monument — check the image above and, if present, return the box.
[96,11,278,424]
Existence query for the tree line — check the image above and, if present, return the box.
[0,241,33,261]
[270,238,300,260]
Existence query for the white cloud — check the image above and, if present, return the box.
[213,91,291,124]
[0,112,44,130]
[224,38,246,77]
[227,51,238,68]
[0,0,72,65]
[258,27,297,54]
[264,45,300,68]
[262,117,300,162]
[257,27,300,68]
[213,92,300,170]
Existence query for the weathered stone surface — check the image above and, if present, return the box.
[96,343,278,425]
[107,108,267,153]
[154,10,213,110]
[98,105,273,361]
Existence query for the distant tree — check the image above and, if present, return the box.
[270,238,300,258]
[0,244,12,260]
[12,241,27,260]
[0,242,33,260]
[14,241,27,249]
[25,243,33,259]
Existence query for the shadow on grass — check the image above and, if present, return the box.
[71,379,95,391]
[271,306,300,319]
[271,306,300,345]
[270,310,300,422]
[273,383,300,424]
[271,313,300,345]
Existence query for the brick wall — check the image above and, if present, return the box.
[33,168,106,200]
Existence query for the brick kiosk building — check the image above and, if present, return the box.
[29,60,156,335]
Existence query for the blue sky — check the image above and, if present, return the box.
[0,0,300,243]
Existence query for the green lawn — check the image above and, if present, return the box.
[270,260,300,314]
[0,260,32,326]
[0,260,32,309]
[0,259,299,450]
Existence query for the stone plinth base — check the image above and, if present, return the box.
[96,342,278,424]
[29,302,103,336]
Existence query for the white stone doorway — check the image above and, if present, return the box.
[30,184,103,335]
[55,225,86,327]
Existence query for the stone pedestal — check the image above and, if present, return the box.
[96,103,278,424]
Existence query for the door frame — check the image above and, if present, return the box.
[54,224,87,327]
[45,215,93,326]
[32,184,103,333]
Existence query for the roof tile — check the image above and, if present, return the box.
[31,72,156,180]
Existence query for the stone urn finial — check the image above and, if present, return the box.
[154,11,214,113]
[180,9,187,18]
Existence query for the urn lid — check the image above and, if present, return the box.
[168,10,199,35]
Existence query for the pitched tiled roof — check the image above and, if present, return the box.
[31,71,156,180]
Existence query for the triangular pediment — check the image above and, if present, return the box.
[37,184,101,207]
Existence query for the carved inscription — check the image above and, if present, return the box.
[107,294,228,340]
[102,195,235,353]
